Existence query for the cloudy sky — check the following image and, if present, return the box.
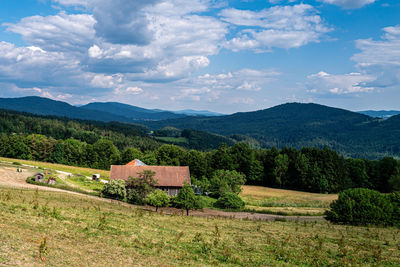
[0,0,399,113]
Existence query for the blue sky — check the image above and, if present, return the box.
[0,0,399,113]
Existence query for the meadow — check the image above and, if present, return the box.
[1,157,337,216]
[0,187,399,266]
[240,186,337,216]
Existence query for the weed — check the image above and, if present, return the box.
[176,231,184,242]
[98,212,107,230]
[38,236,49,262]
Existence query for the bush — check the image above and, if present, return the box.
[126,170,157,204]
[214,192,245,209]
[325,188,399,226]
[209,170,246,198]
[145,190,170,211]
[174,183,204,216]
[126,189,143,205]
[101,180,127,201]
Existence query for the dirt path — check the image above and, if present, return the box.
[0,165,323,222]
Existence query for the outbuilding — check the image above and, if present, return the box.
[110,162,190,196]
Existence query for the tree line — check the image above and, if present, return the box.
[0,131,398,194]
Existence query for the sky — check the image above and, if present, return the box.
[0,0,399,114]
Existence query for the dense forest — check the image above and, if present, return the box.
[145,103,400,159]
[0,109,399,194]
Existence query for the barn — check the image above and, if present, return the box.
[110,161,190,196]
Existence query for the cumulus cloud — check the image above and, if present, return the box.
[318,0,377,9]
[0,42,82,87]
[220,4,331,51]
[307,25,400,97]
[167,68,279,103]
[352,25,400,88]
[92,0,159,45]
[5,13,95,54]
[307,71,375,95]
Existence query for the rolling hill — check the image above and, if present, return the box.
[144,103,400,158]
[81,102,186,120]
[0,96,135,123]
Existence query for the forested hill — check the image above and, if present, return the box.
[0,96,138,123]
[0,97,187,122]
[144,103,400,159]
[81,102,186,120]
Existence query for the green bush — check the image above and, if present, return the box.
[174,183,204,216]
[214,192,245,209]
[209,170,246,198]
[325,188,399,226]
[144,190,170,211]
[101,180,127,201]
[126,189,142,205]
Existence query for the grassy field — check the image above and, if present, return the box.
[240,186,338,216]
[0,157,110,180]
[0,187,399,266]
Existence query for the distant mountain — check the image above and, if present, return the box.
[172,109,224,117]
[81,102,186,120]
[143,103,400,159]
[0,96,134,123]
[358,110,400,119]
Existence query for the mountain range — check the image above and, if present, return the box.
[0,96,219,122]
[357,110,400,119]
[0,96,399,159]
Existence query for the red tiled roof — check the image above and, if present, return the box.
[110,165,190,187]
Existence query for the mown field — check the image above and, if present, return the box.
[0,187,399,266]
[241,186,337,216]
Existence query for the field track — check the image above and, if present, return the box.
[0,165,323,222]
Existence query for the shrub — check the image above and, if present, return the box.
[145,190,170,211]
[126,170,157,204]
[325,188,399,226]
[209,170,246,198]
[214,192,245,209]
[174,183,204,216]
[126,189,143,205]
[101,180,126,201]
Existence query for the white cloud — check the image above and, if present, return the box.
[307,25,400,97]
[0,42,82,86]
[220,4,331,51]
[307,71,375,95]
[5,12,95,55]
[318,0,377,9]
[126,86,144,94]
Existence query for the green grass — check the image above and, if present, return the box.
[0,187,399,266]
[0,157,110,180]
[26,177,99,197]
[240,186,337,216]
[65,175,104,192]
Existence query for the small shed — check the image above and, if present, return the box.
[48,177,57,185]
[34,173,45,183]
[92,174,100,181]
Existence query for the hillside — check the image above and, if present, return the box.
[1,186,399,266]
[145,103,400,158]
[81,102,186,120]
[0,96,135,123]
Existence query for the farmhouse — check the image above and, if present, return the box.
[110,160,190,196]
